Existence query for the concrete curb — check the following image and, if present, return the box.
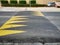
[0,7,60,12]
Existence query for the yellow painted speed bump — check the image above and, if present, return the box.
[0,16,28,36]
[0,30,26,36]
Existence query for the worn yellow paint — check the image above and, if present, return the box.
[9,21,28,23]
[0,16,28,29]
[0,30,26,36]
[9,17,28,21]
[34,11,44,16]
[0,24,27,29]
[14,16,28,17]
[5,20,28,24]
[0,16,28,36]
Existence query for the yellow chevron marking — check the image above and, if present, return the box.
[0,16,28,36]
[0,24,27,29]
[34,11,44,16]
[5,20,28,24]
[0,16,28,29]
[9,18,28,21]
[0,30,26,36]
[10,17,28,20]
[14,16,28,17]
[9,21,27,23]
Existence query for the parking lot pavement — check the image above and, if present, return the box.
[42,12,60,30]
[0,11,60,43]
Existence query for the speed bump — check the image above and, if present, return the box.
[0,16,28,36]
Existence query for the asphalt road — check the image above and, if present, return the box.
[0,11,60,43]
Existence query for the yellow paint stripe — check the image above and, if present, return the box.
[5,20,28,24]
[9,18,28,21]
[34,11,44,16]
[14,16,28,17]
[10,16,28,19]
[0,30,26,36]
[8,21,27,23]
[0,24,27,29]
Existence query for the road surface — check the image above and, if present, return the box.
[0,11,60,43]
